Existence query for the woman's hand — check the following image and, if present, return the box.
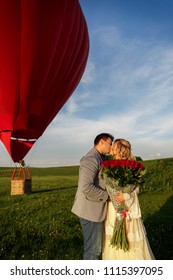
[113,191,125,203]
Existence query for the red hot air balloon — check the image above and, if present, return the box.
[0,0,89,163]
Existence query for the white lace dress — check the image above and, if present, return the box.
[102,188,155,260]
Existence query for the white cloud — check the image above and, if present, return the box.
[80,61,96,85]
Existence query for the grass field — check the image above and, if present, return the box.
[0,159,173,260]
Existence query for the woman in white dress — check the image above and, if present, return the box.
[102,139,155,260]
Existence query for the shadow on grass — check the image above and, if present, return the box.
[47,235,83,260]
[32,185,77,194]
[144,194,173,260]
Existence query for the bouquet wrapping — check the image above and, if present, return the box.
[101,159,146,252]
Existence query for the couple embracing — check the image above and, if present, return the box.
[71,133,155,260]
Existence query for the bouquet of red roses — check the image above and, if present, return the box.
[101,159,146,252]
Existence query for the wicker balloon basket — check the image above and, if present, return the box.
[11,165,32,195]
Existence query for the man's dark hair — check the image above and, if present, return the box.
[94,133,114,145]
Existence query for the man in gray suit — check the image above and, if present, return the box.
[71,133,114,259]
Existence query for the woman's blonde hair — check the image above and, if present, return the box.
[111,138,135,160]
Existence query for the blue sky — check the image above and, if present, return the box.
[1,0,173,167]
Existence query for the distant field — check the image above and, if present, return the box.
[0,159,173,260]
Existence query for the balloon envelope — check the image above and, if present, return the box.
[0,0,89,162]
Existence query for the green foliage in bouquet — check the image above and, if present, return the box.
[110,212,129,252]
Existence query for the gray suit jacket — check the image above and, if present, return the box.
[71,147,108,222]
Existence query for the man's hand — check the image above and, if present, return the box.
[113,191,125,203]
